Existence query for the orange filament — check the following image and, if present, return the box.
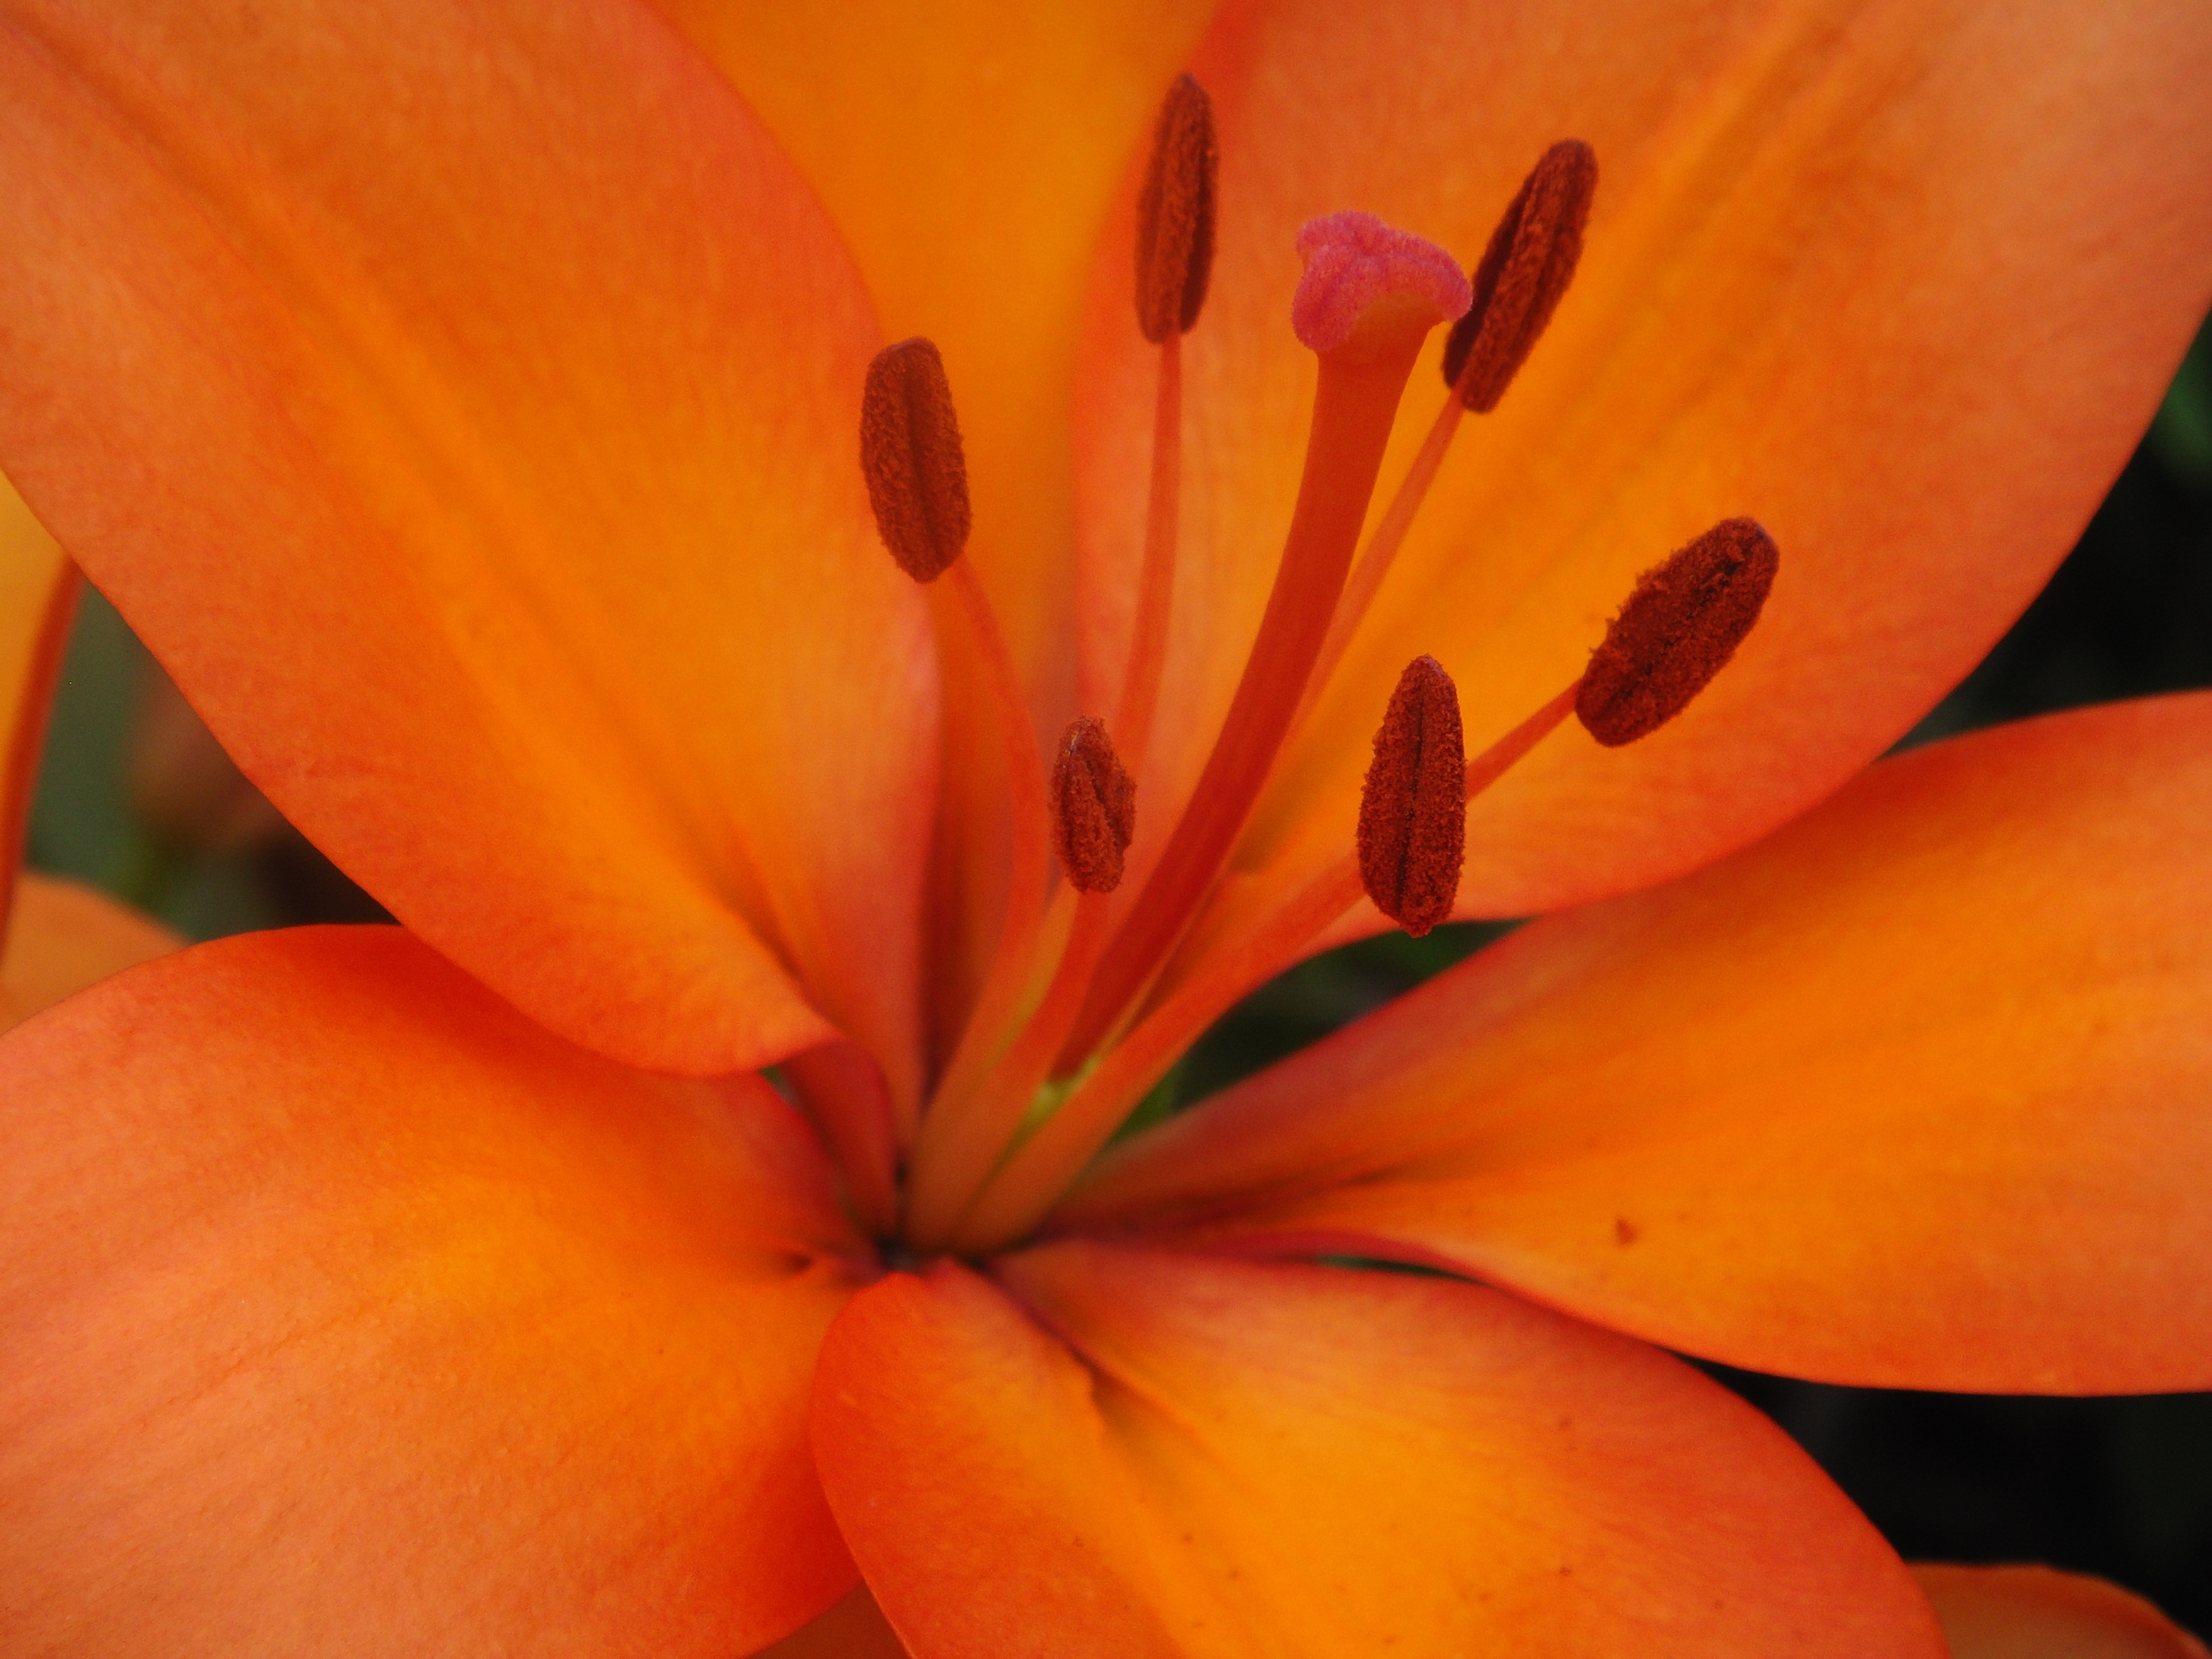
[856,335,1053,1153]
[1470,679,1581,796]
[1356,655,1467,937]
[1115,80,1205,780]
[860,338,972,582]
[1444,139,1598,412]
[918,557,1055,1126]
[1061,223,1471,1069]
[1578,518,1778,746]
[1134,74,1218,344]
[1113,331,1183,773]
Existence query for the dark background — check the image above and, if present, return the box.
[29,317,2212,1632]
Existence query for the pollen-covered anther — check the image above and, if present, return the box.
[1577,518,1780,747]
[1357,655,1467,937]
[859,336,972,582]
[1443,139,1598,412]
[1135,74,1218,343]
[1051,717,1138,894]
[1292,211,1472,357]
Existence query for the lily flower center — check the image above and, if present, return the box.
[833,88,1770,1261]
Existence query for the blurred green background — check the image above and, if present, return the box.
[29,316,2212,1629]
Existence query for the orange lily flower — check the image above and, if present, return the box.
[2,0,2210,1654]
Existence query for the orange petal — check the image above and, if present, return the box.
[0,0,937,1094]
[1913,1565,2208,1659]
[811,1240,1942,1659]
[0,468,73,940]
[1074,0,2212,967]
[0,926,865,1653]
[1064,695,2212,1393]
[0,869,179,1029]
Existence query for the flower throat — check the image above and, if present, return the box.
[833,79,1773,1257]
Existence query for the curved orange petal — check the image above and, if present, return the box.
[0,869,179,1029]
[0,926,865,1653]
[1913,1565,2208,1659]
[0,0,937,1094]
[1074,0,2212,979]
[0,468,73,940]
[1064,695,2212,1393]
[812,1240,1941,1659]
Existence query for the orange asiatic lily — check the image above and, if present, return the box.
[2,1,2210,1654]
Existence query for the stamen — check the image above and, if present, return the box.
[1442,140,1598,412]
[1050,716,1137,894]
[1578,518,1779,746]
[856,340,1054,1136]
[906,721,1136,1248]
[860,337,972,582]
[1134,74,1218,344]
[1061,212,1471,1068]
[1356,656,1466,936]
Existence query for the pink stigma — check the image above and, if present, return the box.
[1291,211,1471,353]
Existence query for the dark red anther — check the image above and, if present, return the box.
[1442,139,1598,412]
[1134,74,1218,343]
[1357,656,1467,937]
[1051,717,1138,894]
[860,337,972,581]
[1577,518,1779,747]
